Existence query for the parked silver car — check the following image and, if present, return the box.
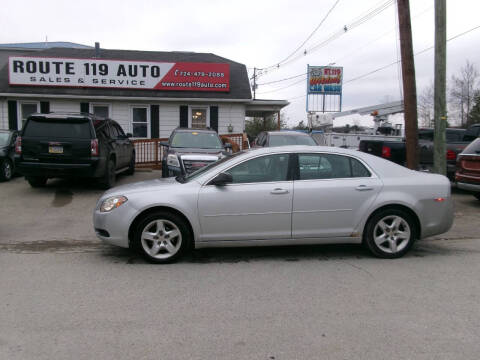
[93,146,453,263]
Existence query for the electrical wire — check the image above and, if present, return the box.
[255,4,432,88]
[284,23,480,102]
[256,0,395,73]
[271,0,341,67]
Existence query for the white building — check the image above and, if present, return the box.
[0,42,288,139]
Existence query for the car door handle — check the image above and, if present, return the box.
[271,188,289,195]
[356,185,373,191]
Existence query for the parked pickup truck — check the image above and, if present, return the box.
[359,124,480,180]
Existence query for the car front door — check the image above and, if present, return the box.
[292,153,382,238]
[198,153,293,241]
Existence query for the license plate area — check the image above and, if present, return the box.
[49,145,63,154]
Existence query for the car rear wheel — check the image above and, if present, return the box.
[134,211,191,264]
[0,159,13,181]
[364,209,416,258]
[26,176,47,188]
[100,159,116,189]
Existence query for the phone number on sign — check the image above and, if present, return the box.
[173,70,225,78]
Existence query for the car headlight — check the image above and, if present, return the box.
[167,154,180,167]
[100,195,128,212]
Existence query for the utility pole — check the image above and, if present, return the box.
[397,0,418,170]
[253,67,257,100]
[433,0,447,175]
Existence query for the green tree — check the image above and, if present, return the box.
[245,113,287,140]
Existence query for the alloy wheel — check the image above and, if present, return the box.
[140,219,182,260]
[373,215,411,254]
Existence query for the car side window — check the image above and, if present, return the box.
[298,154,370,180]
[114,123,126,137]
[256,133,266,147]
[351,157,371,177]
[108,123,119,138]
[226,154,290,184]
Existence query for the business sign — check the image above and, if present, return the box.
[307,65,343,95]
[8,56,230,92]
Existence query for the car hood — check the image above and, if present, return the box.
[104,177,179,196]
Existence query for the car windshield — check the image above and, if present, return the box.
[171,131,223,149]
[0,133,10,146]
[179,151,244,183]
[269,134,317,146]
[463,138,480,154]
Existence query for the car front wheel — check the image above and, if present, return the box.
[134,211,191,264]
[364,209,416,258]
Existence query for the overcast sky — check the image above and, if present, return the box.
[1,0,479,128]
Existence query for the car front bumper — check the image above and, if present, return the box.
[457,181,480,193]
[93,201,138,248]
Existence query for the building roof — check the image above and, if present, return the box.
[0,42,92,49]
[0,47,252,100]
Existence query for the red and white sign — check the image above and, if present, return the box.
[8,56,230,92]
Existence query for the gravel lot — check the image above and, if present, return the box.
[1,173,479,359]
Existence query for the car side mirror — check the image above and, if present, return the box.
[159,141,169,147]
[209,172,233,186]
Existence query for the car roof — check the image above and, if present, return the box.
[28,112,105,121]
[173,127,217,133]
[267,131,311,136]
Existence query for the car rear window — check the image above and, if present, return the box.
[269,134,317,146]
[0,132,10,146]
[463,138,480,154]
[23,119,92,139]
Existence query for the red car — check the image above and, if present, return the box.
[456,137,480,200]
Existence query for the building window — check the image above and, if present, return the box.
[191,108,207,128]
[91,104,110,118]
[131,106,149,138]
[18,102,39,130]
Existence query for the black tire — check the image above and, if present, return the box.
[363,208,417,259]
[133,211,191,264]
[126,152,135,175]
[0,159,13,181]
[474,193,480,201]
[100,158,116,189]
[27,176,47,188]
[161,161,169,178]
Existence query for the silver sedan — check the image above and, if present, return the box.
[93,146,453,263]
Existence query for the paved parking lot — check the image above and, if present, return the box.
[1,173,480,359]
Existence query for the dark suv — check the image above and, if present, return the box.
[15,112,135,188]
[160,128,231,178]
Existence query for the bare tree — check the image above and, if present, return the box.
[418,82,434,127]
[449,61,479,127]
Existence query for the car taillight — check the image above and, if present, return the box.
[382,145,391,158]
[15,136,22,154]
[446,149,456,161]
[91,139,99,156]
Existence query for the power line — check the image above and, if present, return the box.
[254,3,432,88]
[256,0,395,73]
[285,23,480,102]
[266,0,341,68]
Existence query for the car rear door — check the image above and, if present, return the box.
[198,153,293,241]
[21,117,92,164]
[292,153,382,238]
